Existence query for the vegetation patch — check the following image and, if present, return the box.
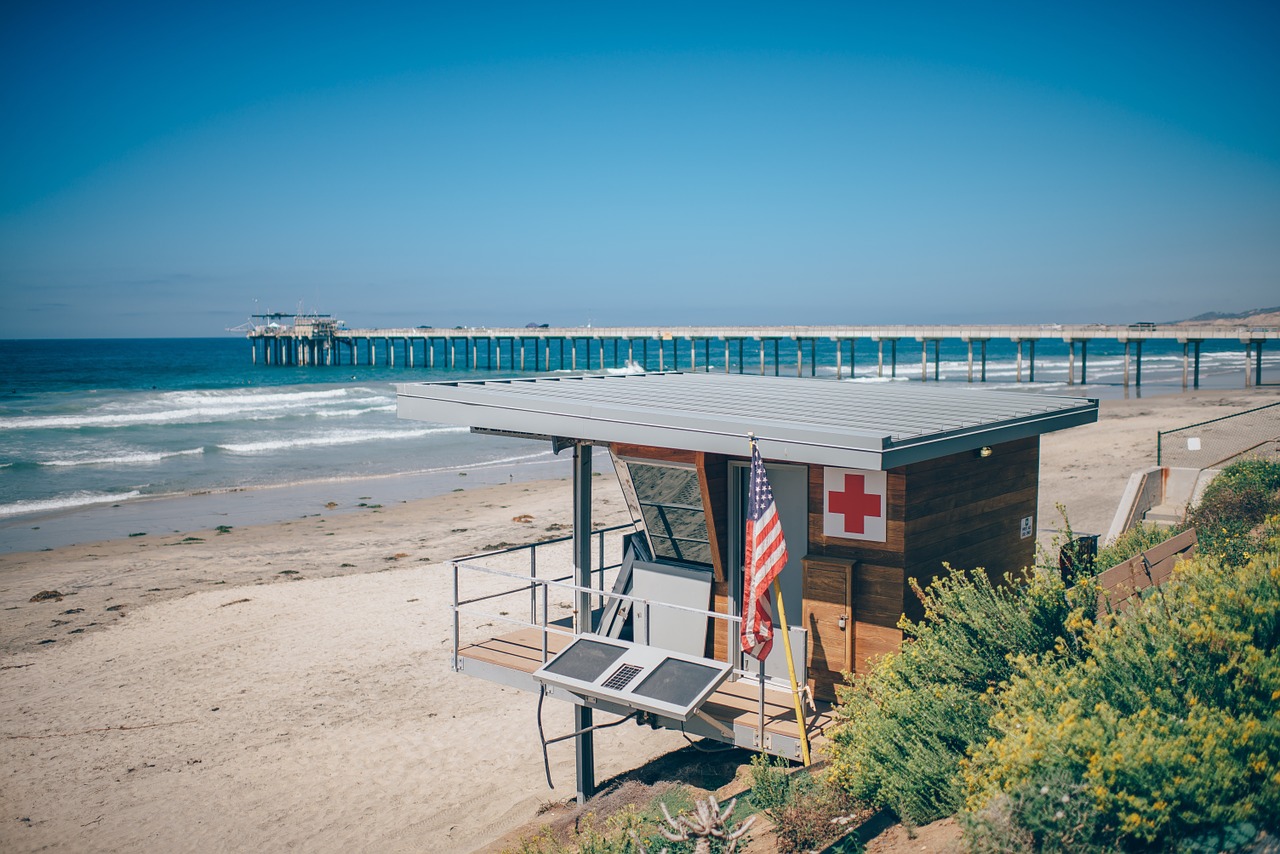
[823,459,1280,850]
[962,523,1280,850]
[826,566,1081,826]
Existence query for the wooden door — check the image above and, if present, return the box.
[802,556,855,702]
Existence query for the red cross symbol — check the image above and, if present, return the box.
[828,473,882,535]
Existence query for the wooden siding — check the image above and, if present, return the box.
[902,437,1040,621]
[696,452,731,581]
[802,556,854,701]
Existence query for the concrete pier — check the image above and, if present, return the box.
[245,321,1276,388]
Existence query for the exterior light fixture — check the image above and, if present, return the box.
[978,446,993,458]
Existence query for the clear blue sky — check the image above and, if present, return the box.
[2,1,1277,337]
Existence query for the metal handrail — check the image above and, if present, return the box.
[448,522,809,745]
[452,551,785,683]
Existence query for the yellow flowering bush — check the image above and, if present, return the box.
[825,567,1087,825]
[962,535,1280,850]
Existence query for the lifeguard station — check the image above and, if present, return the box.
[396,372,1097,801]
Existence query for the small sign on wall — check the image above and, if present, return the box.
[823,467,887,542]
[1020,515,1034,539]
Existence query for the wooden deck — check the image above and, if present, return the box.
[458,627,837,754]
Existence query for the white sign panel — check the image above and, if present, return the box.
[823,467,887,542]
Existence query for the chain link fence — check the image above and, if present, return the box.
[1157,401,1280,468]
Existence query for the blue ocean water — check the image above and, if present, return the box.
[0,335,1270,533]
[0,338,555,524]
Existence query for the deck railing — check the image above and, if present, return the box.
[449,528,812,746]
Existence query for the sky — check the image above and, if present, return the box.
[1,1,1277,338]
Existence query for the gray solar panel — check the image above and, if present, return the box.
[533,635,733,720]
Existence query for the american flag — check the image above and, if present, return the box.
[741,440,788,660]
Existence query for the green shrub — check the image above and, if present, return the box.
[825,567,1088,825]
[1186,458,1280,565]
[747,755,859,854]
[962,533,1280,850]
[1094,522,1179,572]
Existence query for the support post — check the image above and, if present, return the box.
[1067,339,1075,385]
[1015,339,1022,382]
[835,339,842,379]
[1029,339,1036,383]
[572,443,595,803]
[1081,339,1088,384]
[877,338,884,378]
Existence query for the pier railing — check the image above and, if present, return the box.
[245,322,1278,389]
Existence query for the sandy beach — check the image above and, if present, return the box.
[2,387,1276,853]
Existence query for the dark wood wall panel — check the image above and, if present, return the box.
[696,452,730,581]
[852,563,905,625]
[854,623,902,676]
[902,438,1040,622]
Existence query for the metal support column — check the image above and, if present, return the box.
[1081,340,1088,384]
[572,443,595,803]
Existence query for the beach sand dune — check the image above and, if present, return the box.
[2,388,1275,853]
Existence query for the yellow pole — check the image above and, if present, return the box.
[772,580,812,766]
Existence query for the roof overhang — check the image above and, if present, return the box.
[397,372,1098,470]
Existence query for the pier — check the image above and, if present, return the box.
[246,320,1277,389]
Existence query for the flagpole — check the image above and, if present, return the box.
[771,580,812,767]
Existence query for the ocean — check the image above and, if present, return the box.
[0,334,1271,552]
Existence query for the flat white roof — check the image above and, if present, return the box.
[397,372,1098,470]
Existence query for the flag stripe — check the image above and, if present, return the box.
[741,441,789,661]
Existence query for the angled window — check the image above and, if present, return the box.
[616,459,712,567]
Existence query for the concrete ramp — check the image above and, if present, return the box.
[1105,466,1219,545]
